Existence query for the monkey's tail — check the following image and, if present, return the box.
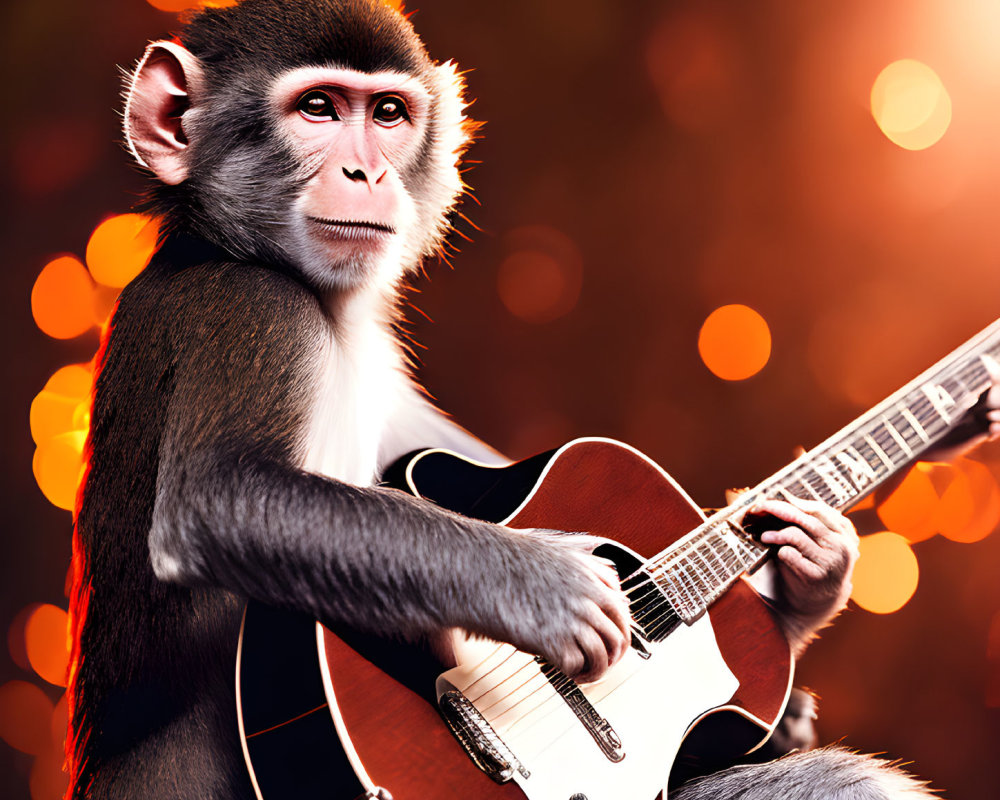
[672,746,939,800]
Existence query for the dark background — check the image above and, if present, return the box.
[3,0,1000,797]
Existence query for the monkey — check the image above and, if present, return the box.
[67,1,991,798]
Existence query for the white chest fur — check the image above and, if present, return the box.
[300,310,406,487]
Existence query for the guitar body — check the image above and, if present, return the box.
[237,438,793,800]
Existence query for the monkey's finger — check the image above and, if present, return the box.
[584,557,622,591]
[572,627,613,684]
[778,494,856,540]
[551,641,586,680]
[760,527,828,567]
[754,499,853,548]
[599,586,633,648]
[774,542,827,583]
[584,599,629,668]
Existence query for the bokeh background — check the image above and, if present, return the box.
[3,0,1000,797]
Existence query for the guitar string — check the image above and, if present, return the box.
[451,345,998,731]
[460,411,971,734]
[618,350,992,635]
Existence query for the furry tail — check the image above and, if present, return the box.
[673,746,938,800]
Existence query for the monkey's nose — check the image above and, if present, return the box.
[343,166,368,183]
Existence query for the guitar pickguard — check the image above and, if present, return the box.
[438,604,739,800]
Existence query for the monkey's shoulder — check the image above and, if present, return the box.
[115,258,327,349]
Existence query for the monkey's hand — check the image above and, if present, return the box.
[921,353,1000,462]
[747,498,859,657]
[463,529,632,684]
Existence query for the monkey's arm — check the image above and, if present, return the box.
[143,263,628,678]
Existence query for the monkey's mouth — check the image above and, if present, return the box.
[308,217,396,241]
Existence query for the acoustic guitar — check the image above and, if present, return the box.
[236,319,1000,800]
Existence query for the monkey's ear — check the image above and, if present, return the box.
[124,41,204,185]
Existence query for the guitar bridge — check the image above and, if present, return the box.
[536,659,625,762]
[438,690,530,783]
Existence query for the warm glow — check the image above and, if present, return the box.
[871,59,952,151]
[988,610,1000,708]
[31,364,93,447]
[86,214,159,289]
[32,431,87,512]
[25,606,71,688]
[498,251,580,323]
[876,458,1000,544]
[30,393,89,447]
[51,692,67,750]
[698,304,771,381]
[31,257,95,340]
[850,531,920,614]
[146,0,237,11]
[30,743,69,800]
[876,462,943,543]
[0,681,55,755]
[937,458,1000,543]
[7,604,39,671]
[91,284,120,328]
[44,364,93,398]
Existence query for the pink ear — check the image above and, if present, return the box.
[124,41,203,185]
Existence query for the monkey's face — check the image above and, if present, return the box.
[125,19,474,297]
[272,68,430,291]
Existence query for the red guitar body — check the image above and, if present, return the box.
[237,439,793,800]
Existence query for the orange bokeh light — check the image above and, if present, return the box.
[0,681,55,755]
[497,226,583,325]
[871,59,952,151]
[85,214,159,289]
[876,461,943,543]
[876,458,1000,544]
[7,604,40,672]
[146,0,237,11]
[698,304,771,381]
[44,364,93,398]
[31,257,95,340]
[30,393,89,447]
[938,458,1000,543]
[25,605,71,688]
[498,251,580,323]
[32,431,87,512]
[850,531,920,614]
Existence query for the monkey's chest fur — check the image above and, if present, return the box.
[300,315,407,486]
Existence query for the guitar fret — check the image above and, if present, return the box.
[921,382,955,423]
[880,416,913,458]
[863,433,894,470]
[853,438,886,476]
[899,406,930,443]
[681,555,709,598]
[796,475,823,500]
[692,547,724,590]
[835,446,878,493]
[814,456,853,506]
[668,565,701,614]
[635,325,1000,642]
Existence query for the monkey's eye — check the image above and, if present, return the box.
[297,90,339,121]
[373,95,409,127]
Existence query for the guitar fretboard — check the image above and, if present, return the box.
[644,319,1000,624]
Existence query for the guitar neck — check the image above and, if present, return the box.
[642,318,1000,623]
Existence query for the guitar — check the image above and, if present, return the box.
[236,319,1000,800]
